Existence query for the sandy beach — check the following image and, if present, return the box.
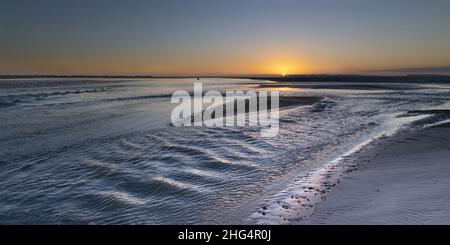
[306,123,450,224]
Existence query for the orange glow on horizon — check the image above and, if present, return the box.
[2,51,343,76]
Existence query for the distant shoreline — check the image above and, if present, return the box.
[2,74,450,83]
[246,74,450,83]
[0,75,156,79]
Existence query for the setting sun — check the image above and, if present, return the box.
[263,59,303,76]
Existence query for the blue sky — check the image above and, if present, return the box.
[1,0,449,75]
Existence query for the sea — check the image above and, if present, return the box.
[1,78,449,224]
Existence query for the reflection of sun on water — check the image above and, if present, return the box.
[259,86,301,92]
[275,87,299,91]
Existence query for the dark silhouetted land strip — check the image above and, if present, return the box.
[246,74,450,83]
[0,75,154,79]
[3,74,450,83]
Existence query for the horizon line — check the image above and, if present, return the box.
[2,73,450,79]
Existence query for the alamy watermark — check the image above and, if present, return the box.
[171,83,279,137]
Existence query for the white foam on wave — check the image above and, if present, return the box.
[423,118,450,128]
[152,176,209,193]
[183,168,223,179]
[98,191,145,205]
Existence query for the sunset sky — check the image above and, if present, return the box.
[1,0,450,76]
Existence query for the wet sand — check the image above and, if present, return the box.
[187,96,322,123]
[278,96,323,108]
[306,123,450,224]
